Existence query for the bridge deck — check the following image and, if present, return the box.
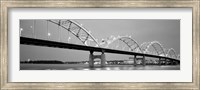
[20,37,179,62]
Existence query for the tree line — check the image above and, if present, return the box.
[20,60,64,64]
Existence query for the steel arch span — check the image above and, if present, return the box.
[47,20,100,47]
[101,36,143,53]
[167,48,178,59]
[140,42,151,51]
[142,41,166,56]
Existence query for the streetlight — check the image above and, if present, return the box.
[68,37,71,43]
[48,32,51,40]
[27,58,30,62]
[30,25,34,38]
[20,28,23,36]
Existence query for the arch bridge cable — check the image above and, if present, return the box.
[167,48,178,59]
[142,41,166,57]
[47,19,100,47]
[103,36,143,53]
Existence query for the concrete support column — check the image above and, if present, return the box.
[174,61,177,65]
[89,51,94,68]
[134,55,137,66]
[164,58,167,65]
[171,59,174,65]
[159,58,161,65]
[101,52,106,67]
[143,55,146,66]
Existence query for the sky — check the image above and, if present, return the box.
[20,19,180,61]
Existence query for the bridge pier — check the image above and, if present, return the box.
[89,51,106,68]
[143,55,146,66]
[158,58,161,65]
[171,59,174,65]
[89,51,94,68]
[129,55,137,66]
[166,59,169,65]
[164,58,167,65]
[101,51,106,67]
[134,55,137,66]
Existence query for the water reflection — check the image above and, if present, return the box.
[20,64,180,70]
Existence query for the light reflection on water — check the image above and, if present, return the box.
[20,64,180,70]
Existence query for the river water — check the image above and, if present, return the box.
[20,64,180,70]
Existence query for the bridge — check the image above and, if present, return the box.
[20,19,180,68]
